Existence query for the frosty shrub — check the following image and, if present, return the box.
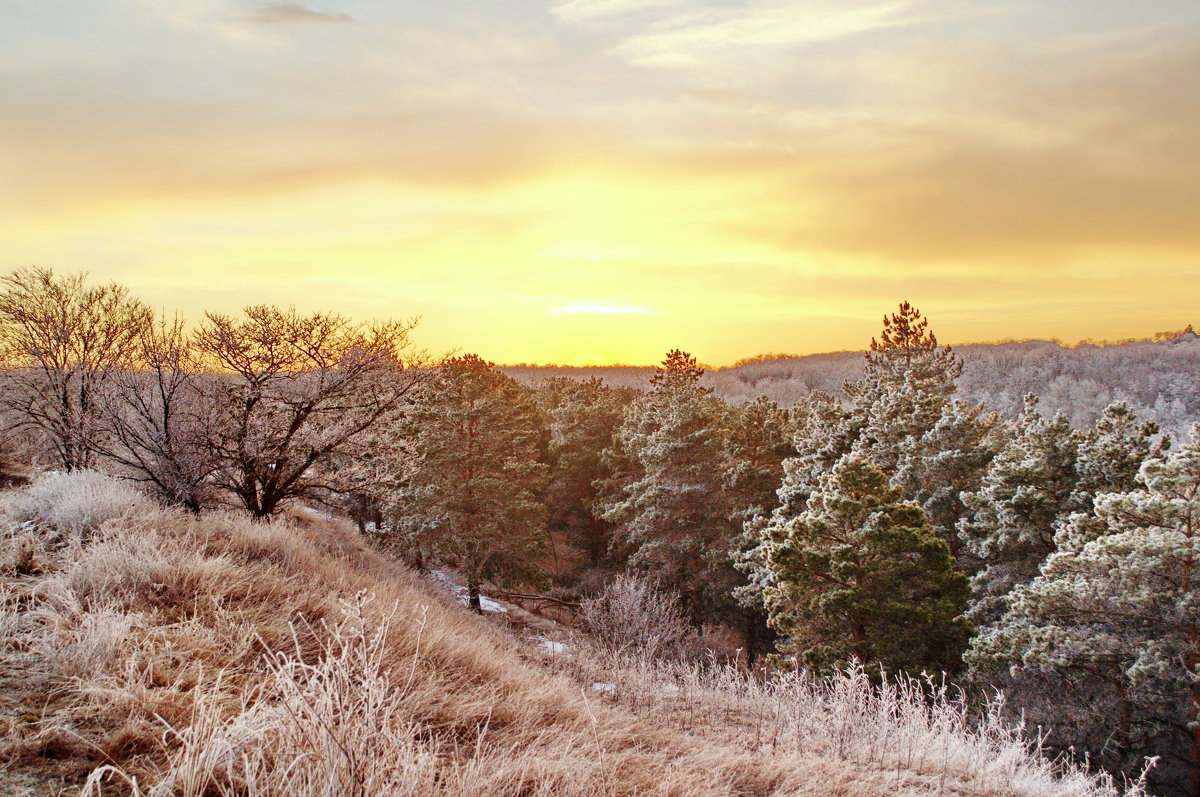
[578,574,693,661]
[2,469,149,536]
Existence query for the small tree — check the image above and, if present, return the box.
[102,314,214,511]
[193,305,424,519]
[0,267,152,470]
[578,574,692,661]
[389,354,548,612]
[760,455,970,674]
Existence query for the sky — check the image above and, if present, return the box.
[2,0,1199,365]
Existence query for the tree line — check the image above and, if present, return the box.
[2,269,1198,794]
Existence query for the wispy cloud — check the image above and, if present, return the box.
[550,0,684,27]
[505,293,666,317]
[546,299,665,317]
[612,2,920,68]
[243,4,354,25]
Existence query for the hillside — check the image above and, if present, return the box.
[0,472,1138,796]
[501,337,1200,437]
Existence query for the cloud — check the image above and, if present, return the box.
[550,0,683,27]
[547,299,665,317]
[603,1,921,69]
[243,4,354,24]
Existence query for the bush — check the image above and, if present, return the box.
[578,575,693,661]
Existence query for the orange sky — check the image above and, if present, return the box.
[3,1,1198,365]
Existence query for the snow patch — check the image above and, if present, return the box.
[429,569,508,614]
[536,636,569,655]
[590,682,616,696]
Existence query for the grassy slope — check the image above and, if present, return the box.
[0,473,1132,796]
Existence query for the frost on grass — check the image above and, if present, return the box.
[2,470,148,537]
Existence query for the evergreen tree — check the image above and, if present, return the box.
[846,303,993,555]
[389,354,548,612]
[958,395,1085,626]
[759,455,970,673]
[723,395,796,657]
[845,300,962,410]
[1075,401,1163,500]
[892,399,1001,558]
[775,391,857,516]
[743,304,987,670]
[961,398,1161,629]
[599,350,740,621]
[537,377,635,567]
[723,395,796,523]
[970,426,1200,792]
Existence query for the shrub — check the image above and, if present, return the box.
[578,574,694,661]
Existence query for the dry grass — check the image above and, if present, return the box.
[0,472,1147,797]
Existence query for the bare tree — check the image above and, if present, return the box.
[0,267,152,470]
[193,305,427,519]
[102,314,215,512]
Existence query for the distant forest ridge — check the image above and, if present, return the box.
[501,333,1200,438]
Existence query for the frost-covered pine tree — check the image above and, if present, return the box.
[741,304,987,660]
[775,391,860,515]
[846,303,995,554]
[388,354,548,612]
[961,398,1162,629]
[722,395,796,655]
[723,395,796,524]
[845,300,962,412]
[599,350,740,620]
[892,399,1000,558]
[760,455,970,674]
[969,426,1200,792]
[958,394,1085,626]
[1075,401,1163,500]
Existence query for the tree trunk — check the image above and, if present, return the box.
[468,580,483,614]
[852,623,867,665]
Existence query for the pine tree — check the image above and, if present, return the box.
[846,303,992,555]
[599,350,739,621]
[775,391,859,516]
[743,304,986,670]
[961,398,1161,629]
[846,300,963,410]
[760,455,970,673]
[723,395,796,657]
[388,354,548,612]
[969,426,1200,792]
[958,395,1085,626]
[537,377,635,567]
[892,399,1001,558]
[723,395,796,524]
[1075,401,1163,500]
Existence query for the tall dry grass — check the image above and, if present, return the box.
[0,471,1148,796]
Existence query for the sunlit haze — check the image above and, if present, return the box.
[4,1,1198,365]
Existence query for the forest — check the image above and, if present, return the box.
[2,266,1198,795]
